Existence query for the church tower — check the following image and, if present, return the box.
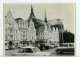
[7,9,12,18]
[28,5,35,22]
[5,9,15,41]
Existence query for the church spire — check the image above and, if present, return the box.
[44,10,47,22]
[31,5,33,12]
[28,5,35,22]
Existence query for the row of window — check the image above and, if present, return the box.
[19,21,28,28]
[19,25,28,28]
[6,29,18,34]
[20,35,36,39]
[5,35,18,40]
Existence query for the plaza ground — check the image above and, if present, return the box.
[5,48,74,56]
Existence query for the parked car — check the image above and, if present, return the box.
[11,46,51,56]
[44,42,50,49]
[55,43,74,54]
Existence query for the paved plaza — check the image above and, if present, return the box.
[5,48,74,56]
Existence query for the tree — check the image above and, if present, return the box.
[63,30,74,43]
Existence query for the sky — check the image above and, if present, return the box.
[3,3,75,34]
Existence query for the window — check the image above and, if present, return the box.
[42,33,44,35]
[23,32,25,35]
[18,48,24,53]
[6,29,7,33]
[23,23,24,25]
[23,35,25,39]
[41,37,42,39]
[43,36,44,39]
[41,33,42,35]
[10,29,13,33]
[25,48,33,53]
[63,44,68,47]
[16,36,17,40]
[31,22,33,26]
[33,48,41,52]
[6,36,8,41]
[5,43,7,46]
[32,36,33,39]
[16,30,17,33]
[69,44,74,47]
[26,36,27,40]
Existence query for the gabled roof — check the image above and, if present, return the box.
[15,18,23,20]
[26,5,63,33]
[15,18,23,24]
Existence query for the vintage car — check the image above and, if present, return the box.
[11,46,51,56]
[55,43,74,54]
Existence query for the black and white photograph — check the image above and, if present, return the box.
[3,3,75,56]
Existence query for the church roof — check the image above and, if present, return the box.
[48,19,62,25]
[15,18,23,24]
[28,5,35,22]
[15,18,23,20]
[27,5,63,34]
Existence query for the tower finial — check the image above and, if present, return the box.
[28,4,35,21]
[31,4,33,11]
[44,10,47,22]
[45,10,46,18]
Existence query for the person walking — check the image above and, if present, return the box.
[40,43,43,51]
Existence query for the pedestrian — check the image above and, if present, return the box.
[40,43,43,51]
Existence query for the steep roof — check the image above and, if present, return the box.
[15,18,23,20]
[27,5,63,34]
[15,18,23,24]
[28,5,35,22]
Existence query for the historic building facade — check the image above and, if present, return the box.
[5,9,37,46]
[5,9,16,41]
[5,5,63,46]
